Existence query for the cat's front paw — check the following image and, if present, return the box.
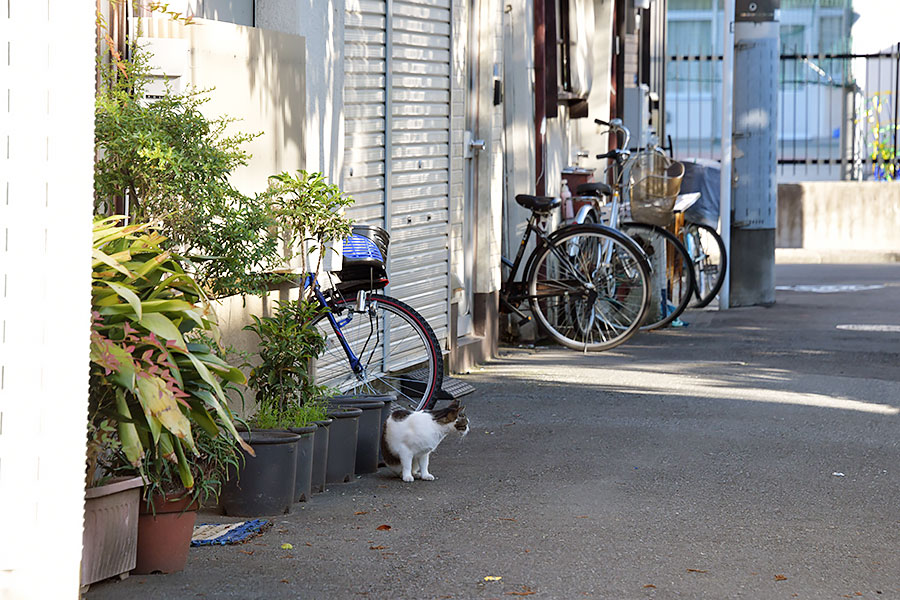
[421,473,435,481]
[401,473,414,482]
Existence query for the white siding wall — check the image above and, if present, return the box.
[0,2,95,597]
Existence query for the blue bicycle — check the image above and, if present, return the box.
[307,225,443,411]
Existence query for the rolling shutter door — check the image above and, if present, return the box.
[388,0,451,344]
[344,1,388,226]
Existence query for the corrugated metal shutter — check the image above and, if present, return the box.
[344,0,451,346]
[344,0,388,227]
[387,0,451,343]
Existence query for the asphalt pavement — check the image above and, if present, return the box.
[87,263,900,600]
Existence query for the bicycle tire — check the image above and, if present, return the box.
[684,222,727,308]
[620,222,696,330]
[310,294,443,411]
[526,224,651,351]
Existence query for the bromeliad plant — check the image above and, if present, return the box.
[89,216,253,499]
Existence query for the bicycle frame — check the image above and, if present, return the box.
[304,273,365,375]
[500,208,637,320]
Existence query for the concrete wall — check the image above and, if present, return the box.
[776,182,900,251]
[256,0,345,181]
[141,17,307,197]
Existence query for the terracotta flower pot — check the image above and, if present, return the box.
[133,493,199,575]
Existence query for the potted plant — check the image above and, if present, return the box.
[89,217,252,574]
[82,419,144,586]
[221,298,333,513]
[265,170,355,279]
[94,39,282,299]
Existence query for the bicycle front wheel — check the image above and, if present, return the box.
[310,294,443,411]
[526,225,651,351]
[620,222,696,330]
[684,222,727,308]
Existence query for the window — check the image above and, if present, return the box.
[780,24,806,53]
[818,15,846,54]
[668,20,714,56]
[668,0,713,9]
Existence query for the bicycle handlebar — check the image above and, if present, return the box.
[594,118,631,153]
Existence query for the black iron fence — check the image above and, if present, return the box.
[666,46,900,181]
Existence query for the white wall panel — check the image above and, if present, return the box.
[0,1,95,597]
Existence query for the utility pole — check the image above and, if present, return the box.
[729,0,779,306]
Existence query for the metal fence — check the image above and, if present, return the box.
[666,46,900,181]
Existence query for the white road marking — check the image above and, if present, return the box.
[776,284,885,293]
[836,324,900,333]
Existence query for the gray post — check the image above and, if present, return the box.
[729,0,779,306]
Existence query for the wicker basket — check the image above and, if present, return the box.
[629,153,685,227]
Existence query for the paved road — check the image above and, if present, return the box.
[88,264,900,600]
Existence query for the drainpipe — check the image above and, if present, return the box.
[719,0,734,310]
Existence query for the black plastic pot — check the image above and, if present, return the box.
[311,418,332,493]
[324,407,362,484]
[329,395,392,475]
[286,425,317,502]
[220,430,300,516]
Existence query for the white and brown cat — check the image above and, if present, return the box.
[381,400,469,482]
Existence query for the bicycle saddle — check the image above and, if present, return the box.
[515,194,560,212]
[575,182,612,197]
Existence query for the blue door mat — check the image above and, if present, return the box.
[191,519,271,546]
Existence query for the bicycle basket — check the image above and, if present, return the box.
[629,153,685,227]
[335,224,390,291]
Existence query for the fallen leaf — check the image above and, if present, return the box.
[575,516,590,519]
[686,569,708,574]
[305,542,312,547]
[240,550,254,556]
[355,511,369,515]
[280,579,289,584]
[484,576,502,582]
[499,518,517,522]
[506,586,536,596]
[281,543,293,550]
[370,545,387,550]
[644,584,656,589]
[281,555,294,559]
[376,524,392,531]
[774,574,788,581]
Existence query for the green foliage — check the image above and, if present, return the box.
[265,171,355,279]
[89,216,253,496]
[94,47,282,298]
[244,299,332,428]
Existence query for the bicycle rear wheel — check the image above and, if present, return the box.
[526,224,651,351]
[620,222,695,330]
[684,222,727,308]
[310,294,443,411]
